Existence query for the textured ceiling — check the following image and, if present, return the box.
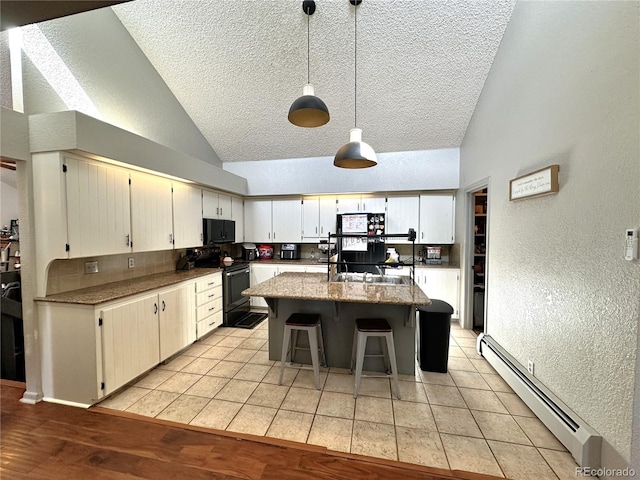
[112,0,516,163]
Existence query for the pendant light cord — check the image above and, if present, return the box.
[307,7,310,84]
[354,2,357,128]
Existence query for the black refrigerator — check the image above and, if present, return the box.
[336,213,386,273]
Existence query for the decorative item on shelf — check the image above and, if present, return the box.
[334,0,377,169]
[288,0,330,128]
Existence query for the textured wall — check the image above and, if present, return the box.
[224,148,459,196]
[459,1,639,473]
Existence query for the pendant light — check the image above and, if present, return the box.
[288,0,330,128]
[334,0,377,169]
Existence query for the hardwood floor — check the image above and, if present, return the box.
[1,382,504,480]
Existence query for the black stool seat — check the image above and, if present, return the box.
[355,318,392,332]
[286,313,321,326]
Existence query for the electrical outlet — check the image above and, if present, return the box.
[84,261,99,274]
[128,257,135,268]
[527,360,535,376]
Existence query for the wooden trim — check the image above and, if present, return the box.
[509,165,559,201]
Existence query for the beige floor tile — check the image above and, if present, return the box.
[291,369,328,390]
[134,369,175,389]
[98,386,150,411]
[324,372,356,394]
[214,379,259,403]
[250,329,269,340]
[216,335,246,348]
[227,328,253,338]
[356,377,391,399]
[157,354,197,372]
[189,398,242,430]
[184,375,229,398]
[397,370,422,382]
[156,372,202,394]
[126,389,180,418]
[440,434,504,477]
[233,363,271,382]
[180,357,220,375]
[280,387,321,414]
[329,367,352,375]
[431,405,483,438]
[397,380,428,403]
[495,392,536,417]
[350,420,397,461]
[459,388,509,414]
[156,394,210,423]
[449,370,491,390]
[447,345,466,358]
[247,350,275,366]
[471,410,532,445]
[206,360,245,378]
[448,356,477,372]
[538,448,580,480]
[488,440,558,480]
[451,328,478,339]
[209,328,233,337]
[419,370,456,386]
[184,343,214,357]
[224,348,257,363]
[316,391,356,419]
[238,338,267,350]
[481,373,514,393]
[396,426,449,469]
[200,345,235,360]
[265,410,314,443]
[514,416,566,451]
[262,365,299,386]
[307,415,353,453]
[246,382,289,409]
[469,358,497,374]
[454,337,478,348]
[198,334,224,346]
[227,404,277,436]
[424,384,467,408]
[354,396,394,425]
[461,346,481,358]
[393,400,437,431]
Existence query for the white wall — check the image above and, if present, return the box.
[459,1,639,474]
[0,169,18,227]
[224,148,459,196]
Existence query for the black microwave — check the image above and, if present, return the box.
[203,218,235,245]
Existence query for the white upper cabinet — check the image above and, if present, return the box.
[203,190,232,220]
[386,195,420,243]
[336,195,386,214]
[272,199,302,243]
[244,199,273,243]
[172,183,203,248]
[130,172,174,252]
[64,156,131,258]
[302,196,336,242]
[419,194,455,244]
[231,195,244,243]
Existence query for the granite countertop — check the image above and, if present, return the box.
[250,258,459,269]
[34,268,221,305]
[242,272,431,306]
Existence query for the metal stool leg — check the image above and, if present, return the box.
[279,325,292,385]
[353,332,367,399]
[307,327,321,390]
[317,323,327,368]
[385,333,401,400]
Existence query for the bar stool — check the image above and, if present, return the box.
[279,313,326,390]
[350,318,401,399]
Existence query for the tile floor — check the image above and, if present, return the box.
[99,320,580,480]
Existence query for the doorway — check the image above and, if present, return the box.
[465,185,489,333]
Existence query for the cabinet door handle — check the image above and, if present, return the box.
[208,306,215,311]
[154,303,158,314]
[208,294,215,298]
[208,321,216,326]
[169,233,173,244]
[162,300,166,311]
[126,234,130,247]
[421,232,424,240]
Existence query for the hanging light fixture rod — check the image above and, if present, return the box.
[288,0,330,128]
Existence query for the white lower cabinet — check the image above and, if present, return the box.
[415,267,460,319]
[250,264,279,307]
[195,272,223,338]
[158,284,195,360]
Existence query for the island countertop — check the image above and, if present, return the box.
[242,272,431,306]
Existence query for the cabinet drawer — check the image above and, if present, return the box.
[196,297,223,321]
[197,310,222,339]
[196,274,222,292]
[196,286,222,307]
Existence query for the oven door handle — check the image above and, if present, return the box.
[225,267,250,277]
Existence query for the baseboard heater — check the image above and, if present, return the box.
[477,333,601,469]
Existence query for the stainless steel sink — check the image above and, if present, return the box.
[331,272,411,285]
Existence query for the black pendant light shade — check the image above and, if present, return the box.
[333,128,377,168]
[334,0,376,168]
[288,0,330,128]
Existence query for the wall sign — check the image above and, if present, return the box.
[509,165,559,201]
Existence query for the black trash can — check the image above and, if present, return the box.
[417,299,454,373]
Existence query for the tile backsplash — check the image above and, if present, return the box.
[47,250,183,295]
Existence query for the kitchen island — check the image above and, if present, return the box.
[242,272,431,375]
